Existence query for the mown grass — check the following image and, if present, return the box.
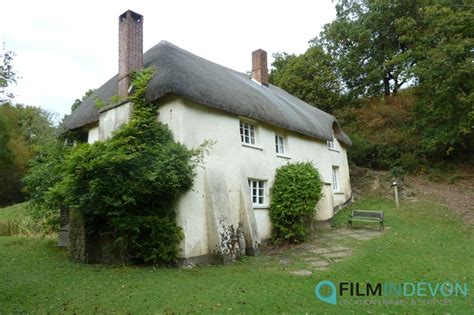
[0,196,473,314]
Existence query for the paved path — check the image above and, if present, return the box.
[266,227,385,276]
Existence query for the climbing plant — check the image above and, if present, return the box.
[50,67,208,264]
[269,162,323,243]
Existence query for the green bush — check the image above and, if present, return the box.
[26,67,208,265]
[269,162,323,243]
[22,139,69,234]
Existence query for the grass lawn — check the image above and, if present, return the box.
[0,196,473,314]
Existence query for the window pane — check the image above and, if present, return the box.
[332,167,338,191]
[258,196,264,204]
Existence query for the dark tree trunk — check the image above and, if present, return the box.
[383,76,390,96]
[393,78,399,96]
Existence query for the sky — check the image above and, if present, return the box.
[0,0,336,119]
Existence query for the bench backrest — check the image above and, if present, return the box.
[352,210,384,219]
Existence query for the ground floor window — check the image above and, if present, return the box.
[332,166,340,192]
[248,179,265,206]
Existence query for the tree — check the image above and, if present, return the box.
[70,89,95,112]
[270,45,345,113]
[0,104,55,206]
[318,0,421,98]
[0,45,18,102]
[399,3,474,157]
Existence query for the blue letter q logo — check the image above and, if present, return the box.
[315,280,337,305]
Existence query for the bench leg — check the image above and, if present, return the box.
[380,222,384,232]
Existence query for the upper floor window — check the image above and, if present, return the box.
[275,134,285,154]
[248,179,266,206]
[327,139,335,150]
[240,121,256,145]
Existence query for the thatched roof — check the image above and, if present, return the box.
[64,41,351,146]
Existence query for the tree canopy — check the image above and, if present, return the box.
[0,45,17,102]
[0,104,55,206]
[270,0,473,165]
[269,45,345,113]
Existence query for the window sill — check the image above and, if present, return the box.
[333,191,345,195]
[276,154,291,159]
[242,143,263,150]
[253,205,269,209]
[328,148,340,153]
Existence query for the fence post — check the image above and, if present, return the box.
[392,180,400,210]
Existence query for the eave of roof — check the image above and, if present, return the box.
[64,41,351,146]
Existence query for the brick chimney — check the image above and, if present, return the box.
[118,10,143,97]
[251,49,269,85]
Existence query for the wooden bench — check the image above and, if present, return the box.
[348,210,384,232]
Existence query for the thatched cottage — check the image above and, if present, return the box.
[63,10,352,264]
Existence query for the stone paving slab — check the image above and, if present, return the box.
[337,229,357,236]
[279,258,292,265]
[328,245,350,252]
[348,234,378,240]
[290,270,313,276]
[309,260,330,267]
[286,227,385,275]
[310,247,333,254]
[322,251,353,259]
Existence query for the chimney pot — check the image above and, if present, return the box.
[251,49,269,85]
[118,10,144,97]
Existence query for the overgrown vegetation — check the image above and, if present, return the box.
[269,162,323,243]
[22,140,69,234]
[270,0,473,173]
[0,202,44,237]
[24,67,208,264]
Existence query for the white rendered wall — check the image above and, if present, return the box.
[98,103,131,140]
[87,126,99,144]
[86,95,351,259]
[156,95,352,258]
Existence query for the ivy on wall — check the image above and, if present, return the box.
[27,67,209,264]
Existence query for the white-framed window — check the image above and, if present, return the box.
[248,179,266,206]
[240,121,256,145]
[332,166,340,192]
[275,134,285,154]
[327,139,335,150]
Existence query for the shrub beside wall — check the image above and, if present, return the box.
[269,162,323,243]
[25,67,207,265]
